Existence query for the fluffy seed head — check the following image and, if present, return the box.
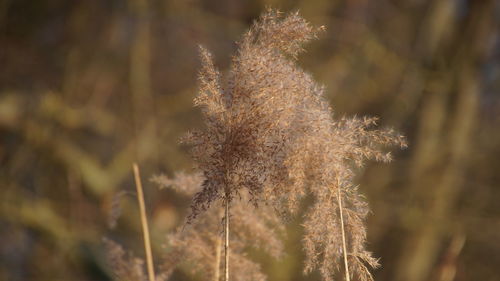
[184,9,406,280]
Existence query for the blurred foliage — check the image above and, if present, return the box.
[0,0,499,281]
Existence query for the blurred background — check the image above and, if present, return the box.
[1,0,499,280]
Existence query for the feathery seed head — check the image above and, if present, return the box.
[184,9,406,281]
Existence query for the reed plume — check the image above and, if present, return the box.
[183,8,406,281]
[103,237,148,281]
[105,9,405,281]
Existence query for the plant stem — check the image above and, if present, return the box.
[337,187,350,281]
[214,207,224,281]
[133,163,156,281]
[224,196,230,281]
[214,231,222,281]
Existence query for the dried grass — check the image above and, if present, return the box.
[105,9,405,281]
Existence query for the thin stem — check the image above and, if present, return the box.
[214,207,223,281]
[133,163,156,281]
[214,231,222,281]
[224,197,230,281]
[337,187,350,281]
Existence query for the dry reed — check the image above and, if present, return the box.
[133,163,156,281]
[182,8,406,281]
[104,8,405,281]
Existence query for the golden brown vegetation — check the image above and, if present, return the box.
[1,1,499,281]
[105,9,405,281]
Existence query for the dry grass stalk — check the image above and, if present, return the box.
[224,198,230,281]
[133,163,156,281]
[337,183,350,281]
[214,233,222,281]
